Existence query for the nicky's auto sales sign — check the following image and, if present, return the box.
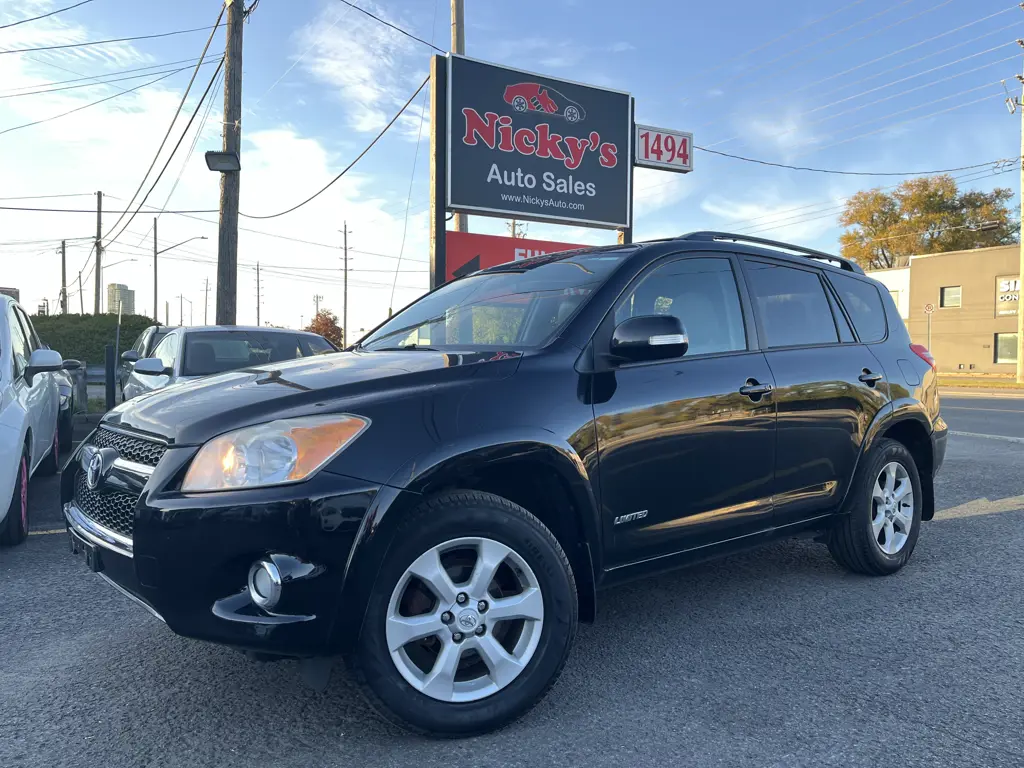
[447,55,632,230]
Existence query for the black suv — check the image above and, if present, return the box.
[62,232,946,736]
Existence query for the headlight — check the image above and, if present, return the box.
[181,414,369,492]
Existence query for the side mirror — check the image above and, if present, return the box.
[121,350,139,363]
[134,358,171,376]
[62,359,82,371]
[25,348,63,385]
[611,315,689,363]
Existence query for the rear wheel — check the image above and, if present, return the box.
[349,490,577,736]
[827,438,922,575]
[1,446,30,546]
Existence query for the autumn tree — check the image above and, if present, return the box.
[304,309,343,347]
[839,175,1018,269]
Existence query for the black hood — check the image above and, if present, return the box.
[104,349,522,444]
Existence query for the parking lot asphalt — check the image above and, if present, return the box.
[3,400,1023,768]
[941,396,1024,440]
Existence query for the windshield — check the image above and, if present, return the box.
[361,249,631,351]
[182,331,314,376]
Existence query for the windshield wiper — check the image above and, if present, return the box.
[370,344,439,352]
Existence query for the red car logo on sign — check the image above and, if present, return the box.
[503,83,586,123]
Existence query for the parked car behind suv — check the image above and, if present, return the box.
[63,232,946,735]
[118,324,170,397]
[122,325,338,400]
[1,295,66,546]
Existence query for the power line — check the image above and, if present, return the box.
[102,5,225,242]
[0,54,214,94]
[103,57,225,247]
[0,193,95,201]
[335,0,445,53]
[241,75,429,219]
[0,23,224,55]
[0,0,96,30]
[0,57,222,100]
[694,148,1016,176]
[0,67,189,136]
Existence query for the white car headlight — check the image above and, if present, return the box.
[181,414,369,493]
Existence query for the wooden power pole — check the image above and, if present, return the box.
[450,0,467,234]
[342,222,350,347]
[94,190,103,314]
[60,240,67,314]
[255,262,261,327]
[153,218,159,324]
[216,0,244,325]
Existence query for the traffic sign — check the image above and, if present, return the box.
[924,303,935,314]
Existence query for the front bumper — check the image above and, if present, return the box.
[63,441,381,656]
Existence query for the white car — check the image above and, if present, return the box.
[0,295,64,546]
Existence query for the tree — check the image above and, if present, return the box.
[839,175,1018,269]
[304,309,343,347]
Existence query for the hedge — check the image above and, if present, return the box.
[30,313,158,363]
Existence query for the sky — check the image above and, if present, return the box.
[0,0,1020,333]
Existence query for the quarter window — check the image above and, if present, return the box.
[939,286,961,308]
[744,262,839,348]
[614,257,746,357]
[828,273,887,343]
[151,334,178,371]
[994,333,1018,364]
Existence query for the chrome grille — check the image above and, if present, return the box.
[74,472,136,539]
[90,427,167,466]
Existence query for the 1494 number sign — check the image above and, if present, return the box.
[634,125,693,173]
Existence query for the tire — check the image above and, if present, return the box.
[827,438,923,576]
[564,106,580,123]
[348,490,577,737]
[37,427,60,476]
[59,409,73,452]
[1,446,30,547]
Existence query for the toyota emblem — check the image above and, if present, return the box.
[86,452,103,490]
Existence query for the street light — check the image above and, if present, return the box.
[152,220,208,325]
[205,151,240,172]
[176,295,193,326]
[157,236,208,256]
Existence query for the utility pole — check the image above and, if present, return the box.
[94,190,103,313]
[255,262,261,327]
[179,294,184,327]
[341,222,350,347]
[450,0,467,235]
[216,0,244,325]
[153,218,159,324]
[77,272,83,314]
[59,240,67,314]
[314,293,322,315]
[165,301,169,326]
[204,277,210,325]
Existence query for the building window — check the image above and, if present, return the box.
[939,286,961,308]
[994,333,1018,364]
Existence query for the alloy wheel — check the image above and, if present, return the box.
[385,537,545,703]
[871,461,913,555]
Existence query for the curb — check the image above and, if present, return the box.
[939,389,1024,400]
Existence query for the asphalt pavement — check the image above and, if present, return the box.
[2,398,1023,768]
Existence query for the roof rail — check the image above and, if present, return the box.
[681,231,865,275]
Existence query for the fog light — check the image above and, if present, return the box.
[247,558,282,611]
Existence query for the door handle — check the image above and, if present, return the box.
[739,378,774,400]
[858,369,884,386]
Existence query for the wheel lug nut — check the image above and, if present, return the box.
[475,625,485,636]
[441,611,453,624]
[452,632,464,642]
[456,593,468,604]
[477,600,488,612]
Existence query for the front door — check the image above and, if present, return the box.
[740,258,890,527]
[592,255,777,564]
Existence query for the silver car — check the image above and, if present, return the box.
[123,326,338,400]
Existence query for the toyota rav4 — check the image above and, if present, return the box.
[62,231,946,736]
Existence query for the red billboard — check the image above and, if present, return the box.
[444,231,588,282]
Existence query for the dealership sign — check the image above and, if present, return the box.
[447,55,632,230]
[445,231,587,282]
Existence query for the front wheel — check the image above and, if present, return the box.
[1,446,29,546]
[827,438,923,575]
[348,490,577,736]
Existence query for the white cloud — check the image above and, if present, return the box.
[609,42,634,53]
[700,190,842,242]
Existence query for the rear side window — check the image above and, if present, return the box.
[743,261,839,348]
[300,335,337,356]
[828,273,887,343]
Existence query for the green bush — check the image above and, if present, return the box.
[30,313,157,363]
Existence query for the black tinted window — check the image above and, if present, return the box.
[300,335,337,355]
[183,331,305,376]
[615,257,746,356]
[828,273,887,343]
[744,262,838,348]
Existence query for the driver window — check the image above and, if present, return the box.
[7,306,31,377]
[614,257,747,356]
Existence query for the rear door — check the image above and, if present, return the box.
[740,258,889,527]
[593,254,778,563]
